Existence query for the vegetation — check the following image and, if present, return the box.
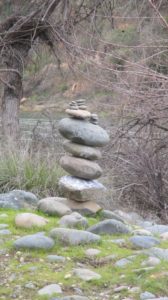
[0,147,65,197]
[0,209,168,299]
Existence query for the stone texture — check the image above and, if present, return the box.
[13,233,54,250]
[15,213,48,228]
[85,248,101,257]
[141,256,161,267]
[113,210,144,225]
[37,197,72,216]
[59,118,109,147]
[140,292,156,300]
[100,210,125,223]
[46,255,66,263]
[59,212,88,229]
[64,141,102,160]
[59,175,106,202]
[132,229,152,236]
[58,296,89,300]
[129,236,160,249]
[65,109,91,119]
[0,229,11,235]
[115,258,132,267]
[73,268,101,281]
[145,247,168,261]
[50,228,100,245]
[0,190,38,209]
[38,284,62,296]
[60,156,102,180]
[0,224,8,229]
[160,232,168,241]
[87,219,131,235]
[59,198,101,215]
[146,225,168,235]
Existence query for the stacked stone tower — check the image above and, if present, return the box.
[58,100,109,211]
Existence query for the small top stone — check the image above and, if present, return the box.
[66,109,91,120]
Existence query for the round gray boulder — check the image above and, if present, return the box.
[13,233,54,250]
[87,219,131,235]
[59,212,88,229]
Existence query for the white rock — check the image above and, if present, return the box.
[73,268,101,281]
[15,213,48,228]
[38,284,62,296]
[85,248,101,257]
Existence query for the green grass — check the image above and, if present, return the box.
[0,149,65,197]
[0,208,168,299]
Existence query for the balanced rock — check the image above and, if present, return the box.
[50,228,100,245]
[59,118,109,147]
[59,175,105,202]
[59,212,88,228]
[65,109,91,119]
[60,156,102,180]
[14,233,54,250]
[64,141,102,160]
[15,213,48,228]
[37,197,72,216]
[87,219,131,235]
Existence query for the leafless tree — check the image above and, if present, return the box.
[0,0,111,142]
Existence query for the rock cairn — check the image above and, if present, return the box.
[58,99,109,210]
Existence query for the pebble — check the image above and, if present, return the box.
[47,255,66,263]
[141,256,161,267]
[0,229,11,235]
[85,248,101,257]
[87,219,131,235]
[15,213,48,228]
[0,224,9,229]
[140,291,156,299]
[160,232,168,241]
[24,282,36,289]
[115,258,132,267]
[38,284,62,296]
[73,268,101,281]
[50,228,100,245]
[13,233,55,250]
[59,212,88,229]
[129,235,160,249]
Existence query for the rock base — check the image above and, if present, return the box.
[59,175,106,202]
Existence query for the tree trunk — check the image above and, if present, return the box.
[1,51,23,143]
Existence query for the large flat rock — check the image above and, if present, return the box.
[60,156,102,180]
[59,118,109,147]
[49,228,100,245]
[59,175,106,202]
